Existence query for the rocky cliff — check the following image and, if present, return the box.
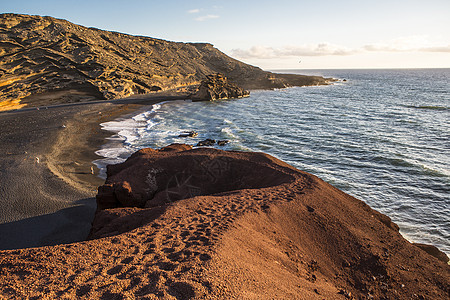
[0,13,330,110]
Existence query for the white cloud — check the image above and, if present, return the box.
[232,38,450,59]
[420,45,450,52]
[187,9,200,14]
[195,14,220,22]
[361,36,442,52]
[231,44,357,59]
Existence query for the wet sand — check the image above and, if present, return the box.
[0,92,187,250]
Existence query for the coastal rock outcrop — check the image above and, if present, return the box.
[414,243,449,263]
[95,144,292,213]
[80,144,450,299]
[1,146,448,299]
[0,13,331,111]
[217,140,229,146]
[189,74,250,101]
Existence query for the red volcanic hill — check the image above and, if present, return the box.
[0,145,448,299]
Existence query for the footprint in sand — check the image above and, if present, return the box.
[107,264,124,275]
[76,284,92,297]
[121,257,134,264]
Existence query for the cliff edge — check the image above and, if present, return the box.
[1,145,447,299]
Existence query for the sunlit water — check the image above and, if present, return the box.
[95,69,450,255]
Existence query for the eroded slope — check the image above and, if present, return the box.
[0,14,329,110]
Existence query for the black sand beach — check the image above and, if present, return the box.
[0,93,186,250]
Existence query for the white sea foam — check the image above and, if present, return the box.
[93,102,168,178]
[220,127,236,139]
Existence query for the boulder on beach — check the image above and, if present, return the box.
[1,144,449,299]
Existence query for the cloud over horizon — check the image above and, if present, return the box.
[232,44,357,59]
[232,38,450,59]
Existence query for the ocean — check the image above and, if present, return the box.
[95,69,450,255]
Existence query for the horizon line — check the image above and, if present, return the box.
[268,67,450,71]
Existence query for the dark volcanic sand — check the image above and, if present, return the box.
[0,93,181,250]
[0,104,99,249]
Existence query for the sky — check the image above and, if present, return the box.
[2,0,450,70]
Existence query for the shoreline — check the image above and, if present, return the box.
[81,88,450,259]
[28,90,192,193]
[0,91,187,250]
[1,87,448,257]
[47,102,155,193]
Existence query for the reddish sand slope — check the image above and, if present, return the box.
[0,145,448,299]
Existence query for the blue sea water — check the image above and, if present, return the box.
[95,69,450,255]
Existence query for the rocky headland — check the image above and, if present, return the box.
[0,13,330,111]
[1,144,448,299]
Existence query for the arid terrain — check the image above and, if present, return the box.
[0,13,330,111]
[0,145,448,299]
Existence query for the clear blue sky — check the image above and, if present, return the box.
[2,0,450,69]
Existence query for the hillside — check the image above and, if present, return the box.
[1,145,448,299]
[0,13,330,110]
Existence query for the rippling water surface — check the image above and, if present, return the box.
[96,69,450,254]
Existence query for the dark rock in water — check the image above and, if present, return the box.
[413,243,449,263]
[217,140,229,146]
[178,131,198,138]
[190,74,250,102]
[343,79,347,82]
[196,139,216,147]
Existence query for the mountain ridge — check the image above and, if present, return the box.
[0,13,330,110]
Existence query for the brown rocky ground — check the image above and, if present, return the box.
[0,145,448,299]
[0,13,331,111]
